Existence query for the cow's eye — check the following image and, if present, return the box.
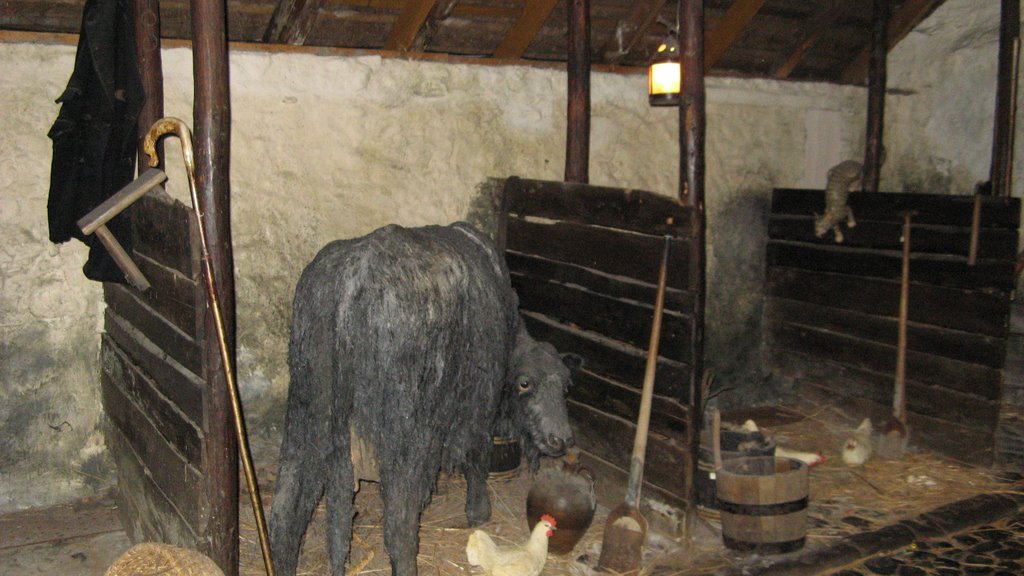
[517,377,532,392]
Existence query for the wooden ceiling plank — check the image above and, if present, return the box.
[410,0,459,52]
[384,0,439,52]
[704,0,767,72]
[599,0,668,64]
[773,0,843,79]
[263,0,325,44]
[493,0,560,60]
[841,0,945,84]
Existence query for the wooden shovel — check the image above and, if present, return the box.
[597,235,671,575]
[881,210,915,457]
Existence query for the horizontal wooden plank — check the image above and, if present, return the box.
[522,311,691,401]
[101,337,203,467]
[768,240,1015,293]
[770,321,1001,400]
[105,283,203,376]
[768,299,1007,368]
[769,215,1018,260]
[772,188,1021,229]
[767,267,1010,338]
[507,251,695,311]
[507,217,691,289]
[131,252,200,338]
[569,400,688,497]
[577,451,687,534]
[502,177,693,236]
[132,191,197,278]
[104,311,204,422]
[570,369,690,439]
[512,272,692,362]
[773,350,1001,431]
[106,423,205,545]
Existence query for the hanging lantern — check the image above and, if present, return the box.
[648,31,681,107]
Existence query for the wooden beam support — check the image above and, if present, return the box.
[990,0,1020,197]
[383,0,437,52]
[599,0,667,65]
[132,0,164,168]
[410,0,459,52]
[773,0,843,80]
[704,0,765,72]
[841,0,943,84]
[680,0,706,522]
[862,0,889,195]
[191,0,236,574]
[565,0,590,184]
[263,0,324,44]
[493,0,559,60]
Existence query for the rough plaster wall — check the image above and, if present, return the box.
[2,38,868,510]
[885,0,1023,198]
[0,42,109,512]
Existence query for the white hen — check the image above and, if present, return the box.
[466,515,556,576]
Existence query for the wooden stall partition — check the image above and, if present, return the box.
[766,189,1020,464]
[100,189,213,552]
[499,177,699,534]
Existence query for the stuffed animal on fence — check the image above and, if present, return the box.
[814,159,863,243]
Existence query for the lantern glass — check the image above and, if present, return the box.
[648,36,681,107]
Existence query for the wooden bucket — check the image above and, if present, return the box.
[716,456,809,554]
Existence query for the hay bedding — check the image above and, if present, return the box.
[239,401,1013,575]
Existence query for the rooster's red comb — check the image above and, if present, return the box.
[540,514,557,527]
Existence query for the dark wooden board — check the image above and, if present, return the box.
[577,451,688,533]
[101,338,203,467]
[771,321,1001,401]
[503,177,693,236]
[772,188,1021,229]
[106,425,204,546]
[769,215,1019,260]
[507,251,695,311]
[522,311,692,401]
[570,369,690,439]
[768,240,1016,293]
[512,272,692,362]
[767,267,1011,338]
[133,192,197,278]
[104,312,204,422]
[768,298,1007,368]
[105,283,203,376]
[569,400,688,496]
[132,252,200,338]
[506,217,691,289]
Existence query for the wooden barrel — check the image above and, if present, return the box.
[696,429,775,517]
[716,456,809,554]
[488,436,522,479]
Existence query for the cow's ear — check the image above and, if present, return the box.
[561,353,583,377]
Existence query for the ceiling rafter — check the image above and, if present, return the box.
[773,0,844,79]
[599,0,668,65]
[493,0,560,60]
[410,0,460,52]
[384,0,439,52]
[841,0,946,83]
[704,0,767,72]
[263,0,324,45]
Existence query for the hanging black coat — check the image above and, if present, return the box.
[47,0,145,283]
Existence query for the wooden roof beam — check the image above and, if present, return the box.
[493,0,560,60]
[773,0,844,79]
[384,0,438,52]
[704,0,766,72]
[263,0,324,45]
[599,0,668,65]
[841,0,945,84]
[410,0,459,52]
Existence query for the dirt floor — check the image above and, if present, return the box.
[2,400,1022,576]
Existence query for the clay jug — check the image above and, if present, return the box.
[526,451,597,555]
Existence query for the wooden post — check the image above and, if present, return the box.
[990,0,1020,197]
[132,0,163,169]
[680,0,706,529]
[565,0,590,184]
[191,1,237,574]
[863,0,889,194]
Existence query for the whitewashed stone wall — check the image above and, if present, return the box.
[2,0,1015,510]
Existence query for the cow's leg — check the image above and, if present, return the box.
[324,444,355,575]
[380,467,433,576]
[463,436,492,527]
[268,424,327,576]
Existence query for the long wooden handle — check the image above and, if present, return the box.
[624,235,671,509]
[894,211,915,424]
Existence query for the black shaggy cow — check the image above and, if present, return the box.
[268,222,581,576]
